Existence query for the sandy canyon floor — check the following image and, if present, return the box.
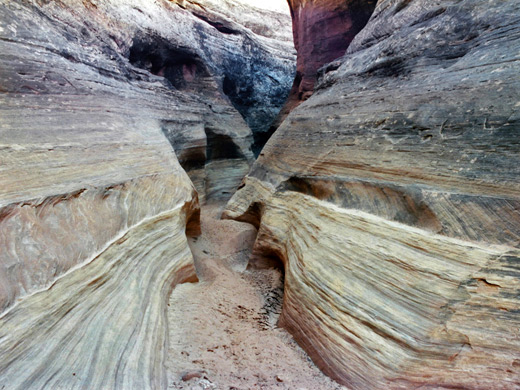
[165,205,347,390]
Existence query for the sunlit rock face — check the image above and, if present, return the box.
[0,0,291,388]
[173,0,296,154]
[225,0,520,388]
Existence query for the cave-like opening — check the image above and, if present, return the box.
[128,32,209,90]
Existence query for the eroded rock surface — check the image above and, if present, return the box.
[0,0,293,388]
[174,0,296,154]
[225,0,520,388]
[0,201,198,390]
[1,0,296,203]
[271,0,376,132]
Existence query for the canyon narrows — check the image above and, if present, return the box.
[225,0,520,388]
[1,1,520,390]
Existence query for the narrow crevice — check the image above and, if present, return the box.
[266,0,377,148]
[218,38,294,157]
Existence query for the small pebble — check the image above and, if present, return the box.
[181,370,205,381]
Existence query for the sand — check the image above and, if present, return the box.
[165,204,348,390]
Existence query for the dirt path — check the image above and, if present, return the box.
[166,204,347,390]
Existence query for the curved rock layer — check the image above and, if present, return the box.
[0,0,294,307]
[225,0,520,388]
[0,0,292,387]
[0,202,197,390]
[1,0,295,203]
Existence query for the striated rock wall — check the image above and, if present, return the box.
[289,0,376,100]
[245,186,520,389]
[1,0,259,203]
[173,0,296,154]
[270,0,376,132]
[0,196,198,390]
[225,0,520,388]
[0,0,292,387]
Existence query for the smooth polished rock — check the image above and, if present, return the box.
[225,0,520,388]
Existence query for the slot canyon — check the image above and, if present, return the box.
[0,0,519,389]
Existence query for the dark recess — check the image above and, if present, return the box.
[205,126,244,161]
[160,120,207,173]
[128,32,209,90]
[220,41,293,157]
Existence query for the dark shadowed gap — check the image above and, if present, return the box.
[204,126,244,161]
[128,32,209,90]
[248,249,286,329]
[219,42,294,157]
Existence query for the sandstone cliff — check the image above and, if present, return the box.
[225,0,520,388]
[0,0,293,388]
[2,0,519,388]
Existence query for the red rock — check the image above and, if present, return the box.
[273,0,376,128]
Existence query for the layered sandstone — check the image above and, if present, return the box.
[0,0,293,388]
[225,0,520,388]
[288,0,376,101]
[270,0,377,133]
[174,0,296,153]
